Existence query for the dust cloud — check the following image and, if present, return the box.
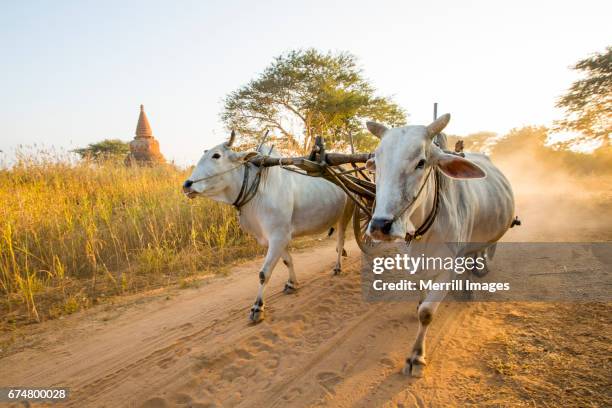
[457,127,612,242]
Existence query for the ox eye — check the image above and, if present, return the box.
[212,153,221,159]
[415,159,426,169]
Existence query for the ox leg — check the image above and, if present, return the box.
[249,240,286,323]
[281,250,298,294]
[333,200,354,275]
[471,244,496,278]
[404,272,452,377]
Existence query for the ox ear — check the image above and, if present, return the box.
[365,158,376,173]
[366,121,388,139]
[426,114,451,138]
[234,150,258,162]
[434,152,486,179]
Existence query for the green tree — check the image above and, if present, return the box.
[222,49,406,153]
[73,139,130,161]
[555,46,611,146]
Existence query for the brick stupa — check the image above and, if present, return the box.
[126,105,165,165]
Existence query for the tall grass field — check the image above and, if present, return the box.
[0,150,267,325]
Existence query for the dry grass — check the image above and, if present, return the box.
[0,149,269,325]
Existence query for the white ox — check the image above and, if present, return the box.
[365,114,515,377]
[183,132,354,323]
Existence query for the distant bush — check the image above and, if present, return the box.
[72,139,130,161]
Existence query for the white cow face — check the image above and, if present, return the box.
[365,114,486,241]
[183,132,257,200]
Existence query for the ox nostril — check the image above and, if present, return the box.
[183,180,193,189]
[370,217,393,235]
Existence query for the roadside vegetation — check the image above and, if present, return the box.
[0,148,270,325]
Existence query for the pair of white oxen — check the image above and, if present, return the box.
[183,114,516,377]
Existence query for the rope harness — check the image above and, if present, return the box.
[399,139,466,243]
[232,163,264,210]
[232,145,276,210]
[187,135,477,241]
[188,162,264,211]
[388,166,440,243]
[405,169,441,242]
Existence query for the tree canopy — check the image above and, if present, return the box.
[555,46,611,146]
[73,139,130,161]
[222,49,406,153]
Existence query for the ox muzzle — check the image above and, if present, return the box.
[368,217,395,240]
[182,179,197,198]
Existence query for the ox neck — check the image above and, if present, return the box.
[209,165,248,206]
[406,169,437,237]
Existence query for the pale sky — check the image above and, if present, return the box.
[1,0,610,165]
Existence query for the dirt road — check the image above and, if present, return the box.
[1,239,609,407]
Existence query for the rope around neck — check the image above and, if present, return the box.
[405,170,440,242]
[393,167,434,223]
[385,166,440,243]
[232,163,264,210]
[188,162,263,210]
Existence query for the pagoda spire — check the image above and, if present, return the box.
[126,104,165,165]
[135,104,153,138]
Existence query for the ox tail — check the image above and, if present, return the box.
[510,216,521,228]
[328,227,335,237]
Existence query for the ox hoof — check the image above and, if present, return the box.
[283,282,298,294]
[471,262,489,278]
[402,356,426,378]
[332,267,341,276]
[249,306,265,323]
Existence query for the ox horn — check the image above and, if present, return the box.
[366,121,388,139]
[426,113,451,138]
[226,130,236,147]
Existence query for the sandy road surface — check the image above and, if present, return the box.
[0,240,460,407]
[1,239,609,407]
